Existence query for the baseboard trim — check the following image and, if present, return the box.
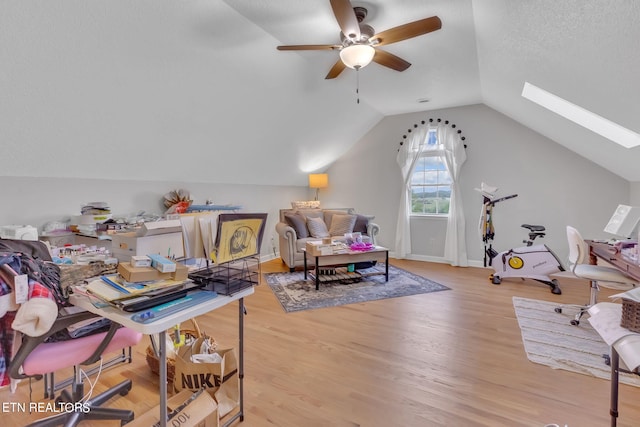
[393,252,485,268]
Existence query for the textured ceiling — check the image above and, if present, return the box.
[1,1,639,184]
[226,0,640,181]
[225,0,482,115]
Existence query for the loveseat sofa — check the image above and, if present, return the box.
[275,207,380,271]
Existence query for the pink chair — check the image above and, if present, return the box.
[10,310,142,426]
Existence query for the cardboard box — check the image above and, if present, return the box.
[111,232,184,262]
[148,253,177,273]
[130,255,151,268]
[306,241,333,256]
[117,262,188,282]
[128,389,218,427]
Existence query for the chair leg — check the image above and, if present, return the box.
[26,379,134,427]
[86,379,132,407]
[556,279,600,326]
[82,407,135,423]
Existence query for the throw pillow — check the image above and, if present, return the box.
[328,214,357,236]
[306,216,330,238]
[284,213,309,238]
[353,214,373,234]
[291,200,321,209]
[323,209,352,229]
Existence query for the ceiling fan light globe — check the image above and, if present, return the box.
[339,44,375,69]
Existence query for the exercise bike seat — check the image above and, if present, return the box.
[521,224,545,232]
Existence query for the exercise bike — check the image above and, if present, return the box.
[488,224,564,294]
[480,189,564,294]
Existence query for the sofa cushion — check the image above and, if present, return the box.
[307,216,330,238]
[284,212,309,238]
[354,214,374,234]
[328,214,357,236]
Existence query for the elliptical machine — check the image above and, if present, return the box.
[479,185,564,295]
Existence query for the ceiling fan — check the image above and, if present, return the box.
[276,0,442,79]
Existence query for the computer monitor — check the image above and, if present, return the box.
[604,205,640,238]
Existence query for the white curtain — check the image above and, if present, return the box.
[395,127,428,258]
[439,125,468,266]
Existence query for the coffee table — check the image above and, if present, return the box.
[303,245,389,290]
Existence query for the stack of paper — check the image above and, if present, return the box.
[610,287,640,302]
[86,274,188,303]
[588,302,640,371]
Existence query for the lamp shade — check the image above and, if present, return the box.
[308,174,329,189]
[339,44,375,69]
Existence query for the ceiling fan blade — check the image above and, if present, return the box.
[330,0,360,40]
[325,59,347,79]
[277,44,340,51]
[373,16,442,46]
[372,49,411,72]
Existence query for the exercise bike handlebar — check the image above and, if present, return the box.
[484,193,518,206]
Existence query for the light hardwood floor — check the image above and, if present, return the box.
[2,258,640,426]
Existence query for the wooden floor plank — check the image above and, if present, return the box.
[1,258,639,426]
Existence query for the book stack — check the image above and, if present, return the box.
[83,258,202,312]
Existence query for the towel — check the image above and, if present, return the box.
[11,280,58,337]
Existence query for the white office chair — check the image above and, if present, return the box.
[556,226,636,325]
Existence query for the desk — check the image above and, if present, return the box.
[70,287,254,427]
[587,240,640,426]
[588,240,640,281]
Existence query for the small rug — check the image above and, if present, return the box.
[513,296,640,387]
[264,264,450,313]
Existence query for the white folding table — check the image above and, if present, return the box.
[70,287,253,427]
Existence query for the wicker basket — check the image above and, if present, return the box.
[145,318,203,384]
[620,298,640,333]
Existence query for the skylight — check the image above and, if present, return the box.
[521,82,640,149]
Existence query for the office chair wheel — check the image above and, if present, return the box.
[490,275,501,285]
[119,381,132,396]
[554,307,562,313]
[570,319,580,326]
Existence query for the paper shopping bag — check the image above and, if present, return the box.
[174,338,239,416]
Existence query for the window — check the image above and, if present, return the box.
[410,130,452,215]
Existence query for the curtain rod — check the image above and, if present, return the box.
[398,118,467,150]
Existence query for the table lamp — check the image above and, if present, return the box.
[308,174,328,201]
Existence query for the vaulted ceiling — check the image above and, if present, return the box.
[2,1,639,184]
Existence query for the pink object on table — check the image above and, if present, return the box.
[350,242,374,251]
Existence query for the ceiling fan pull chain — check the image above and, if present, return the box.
[356,67,360,104]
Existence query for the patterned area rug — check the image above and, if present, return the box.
[264,264,450,313]
[513,297,640,387]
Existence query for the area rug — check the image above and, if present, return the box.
[513,296,640,387]
[264,264,450,313]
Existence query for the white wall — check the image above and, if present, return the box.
[1,103,631,268]
[0,1,382,188]
[629,183,640,206]
[324,104,630,266]
[0,176,309,257]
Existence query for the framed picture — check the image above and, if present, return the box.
[214,213,268,264]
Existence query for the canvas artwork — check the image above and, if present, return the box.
[214,213,267,264]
